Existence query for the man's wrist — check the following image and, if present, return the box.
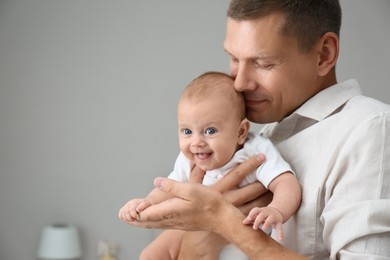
[215,203,305,259]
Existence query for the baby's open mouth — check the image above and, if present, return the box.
[196,153,212,160]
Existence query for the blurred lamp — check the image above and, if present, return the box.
[38,223,82,260]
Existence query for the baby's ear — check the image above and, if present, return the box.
[238,118,250,145]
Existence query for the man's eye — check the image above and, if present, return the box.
[254,61,275,70]
[183,129,192,135]
[205,128,217,135]
[261,64,275,70]
[230,56,239,63]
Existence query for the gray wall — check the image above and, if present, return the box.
[0,1,389,259]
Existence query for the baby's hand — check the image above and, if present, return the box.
[118,198,152,223]
[243,206,284,240]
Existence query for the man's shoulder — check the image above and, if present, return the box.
[335,95,390,138]
[347,95,390,119]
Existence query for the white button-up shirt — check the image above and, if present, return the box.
[260,79,390,259]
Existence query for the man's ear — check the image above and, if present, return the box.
[316,32,339,76]
[238,119,250,145]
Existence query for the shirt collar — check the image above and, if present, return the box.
[293,79,362,122]
[260,79,362,140]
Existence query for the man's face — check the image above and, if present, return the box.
[224,13,320,123]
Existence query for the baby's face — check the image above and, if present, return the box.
[177,97,246,171]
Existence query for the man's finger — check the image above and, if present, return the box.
[224,181,267,206]
[212,154,265,193]
[154,177,181,196]
[154,177,207,202]
[238,191,273,215]
[189,166,205,183]
[136,200,176,223]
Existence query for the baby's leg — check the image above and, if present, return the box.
[140,230,185,260]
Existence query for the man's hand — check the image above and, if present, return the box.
[131,179,227,231]
[179,155,270,258]
[129,154,266,231]
[189,154,270,210]
[210,154,271,213]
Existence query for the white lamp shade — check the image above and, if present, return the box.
[38,224,81,259]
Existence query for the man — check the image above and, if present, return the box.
[128,0,390,259]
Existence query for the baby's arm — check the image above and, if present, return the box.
[243,172,301,240]
[119,187,174,223]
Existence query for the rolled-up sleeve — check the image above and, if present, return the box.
[321,115,390,259]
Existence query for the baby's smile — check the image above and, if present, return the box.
[195,152,212,160]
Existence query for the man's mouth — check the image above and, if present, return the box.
[245,98,263,105]
[245,98,268,109]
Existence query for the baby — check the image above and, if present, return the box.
[119,71,301,259]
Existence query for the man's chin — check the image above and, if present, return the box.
[246,110,278,124]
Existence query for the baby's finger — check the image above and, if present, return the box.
[130,208,140,220]
[273,222,284,240]
[246,207,262,219]
[263,215,277,231]
[242,216,252,225]
[118,208,124,221]
[119,208,131,222]
[253,214,266,230]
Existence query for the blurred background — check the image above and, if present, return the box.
[0,0,389,259]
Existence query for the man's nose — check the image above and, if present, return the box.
[233,63,257,92]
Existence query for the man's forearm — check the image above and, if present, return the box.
[178,231,228,260]
[217,204,308,260]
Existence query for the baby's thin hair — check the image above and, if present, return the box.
[180,71,246,120]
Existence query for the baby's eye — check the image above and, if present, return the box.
[183,129,192,135]
[205,128,218,135]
